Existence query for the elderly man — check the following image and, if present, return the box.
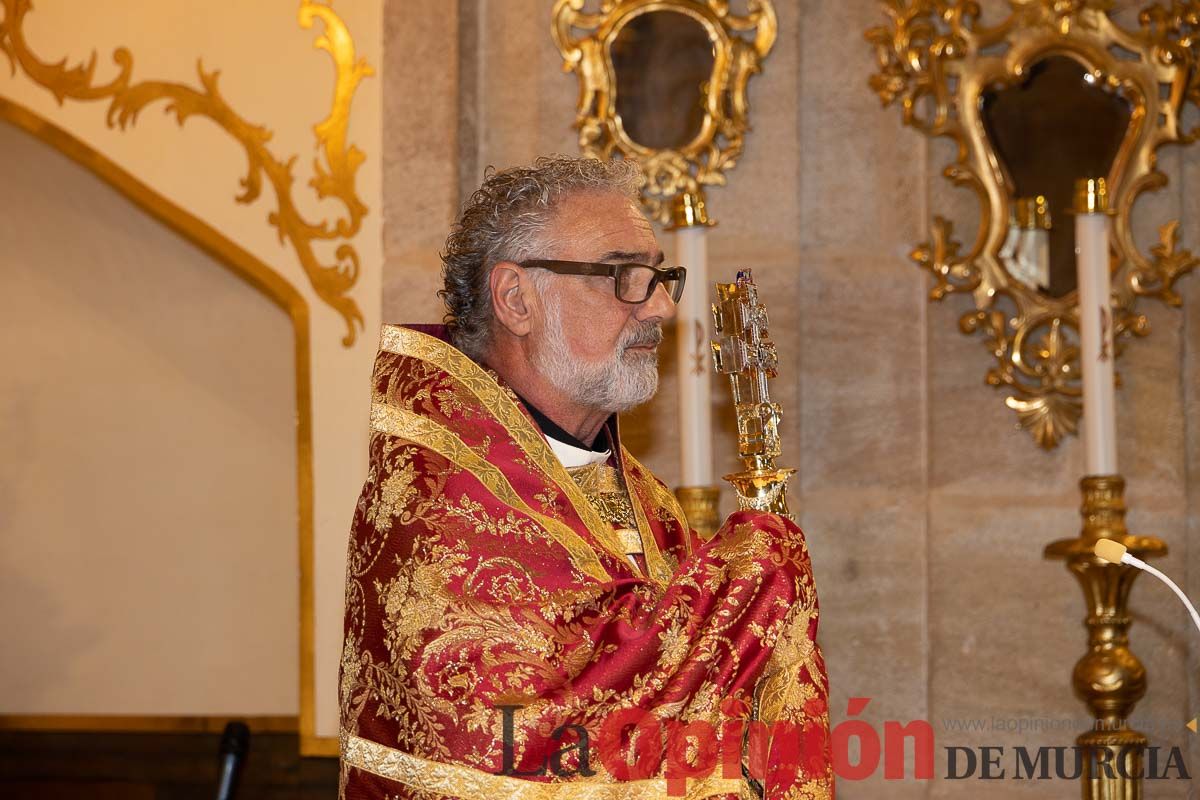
[339,157,831,799]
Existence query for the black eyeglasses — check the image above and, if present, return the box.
[520,259,687,304]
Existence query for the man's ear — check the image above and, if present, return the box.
[489,262,537,337]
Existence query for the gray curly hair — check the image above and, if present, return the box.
[439,155,642,360]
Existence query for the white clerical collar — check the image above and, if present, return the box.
[544,433,611,469]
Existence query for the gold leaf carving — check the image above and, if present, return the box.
[912,215,980,300]
[1136,220,1200,306]
[0,0,372,345]
[865,0,1199,447]
[551,0,777,224]
[1005,394,1081,450]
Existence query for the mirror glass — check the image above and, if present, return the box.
[611,10,714,150]
[981,56,1132,297]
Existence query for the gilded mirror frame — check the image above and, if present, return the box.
[552,0,776,223]
[866,1,1200,447]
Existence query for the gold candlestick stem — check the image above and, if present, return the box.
[1044,475,1167,800]
[674,486,721,541]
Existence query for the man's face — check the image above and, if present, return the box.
[529,190,676,413]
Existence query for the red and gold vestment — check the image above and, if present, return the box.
[339,325,832,799]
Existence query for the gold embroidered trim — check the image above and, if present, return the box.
[616,528,645,556]
[370,401,610,583]
[566,463,627,495]
[566,464,640,551]
[341,733,750,800]
[620,449,682,584]
[378,325,647,580]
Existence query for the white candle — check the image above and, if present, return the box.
[1074,180,1117,475]
[1033,227,1051,291]
[674,223,713,487]
[1013,226,1039,290]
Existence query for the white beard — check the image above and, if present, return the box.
[533,293,661,413]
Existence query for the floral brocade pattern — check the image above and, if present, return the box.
[339,326,832,799]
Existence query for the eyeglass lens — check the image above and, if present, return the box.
[616,266,683,303]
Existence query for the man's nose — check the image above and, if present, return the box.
[636,282,677,322]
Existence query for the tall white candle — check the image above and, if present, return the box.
[674,223,713,487]
[1074,179,1117,475]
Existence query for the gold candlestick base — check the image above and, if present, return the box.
[1044,475,1167,800]
[674,486,721,541]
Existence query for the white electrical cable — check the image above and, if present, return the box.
[1095,539,1200,638]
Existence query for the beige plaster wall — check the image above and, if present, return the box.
[0,122,298,715]
[0,0,386,745]
[380,0,1200,794]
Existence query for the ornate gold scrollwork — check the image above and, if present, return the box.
[551,0,776,223]
[0,0,372,345]
[866,1,1200,447]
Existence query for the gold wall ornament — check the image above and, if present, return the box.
[710,270,795,518]
[865,0,1200,447]
[551,0,777,224]
[0,0,373,346]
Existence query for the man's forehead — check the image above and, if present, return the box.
[551,192,660,261]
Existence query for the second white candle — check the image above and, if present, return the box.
[1074,202,1118,476]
